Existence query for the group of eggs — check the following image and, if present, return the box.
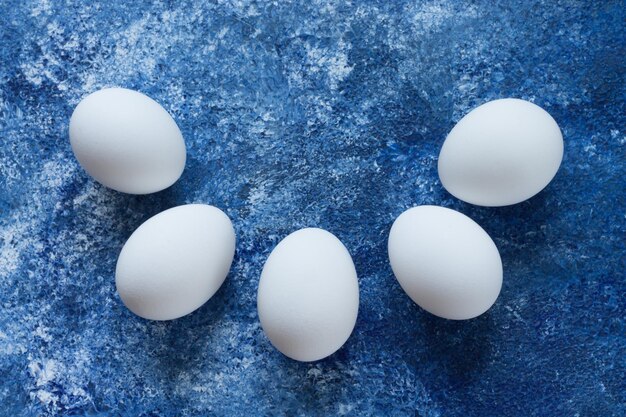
[69,88,563,362]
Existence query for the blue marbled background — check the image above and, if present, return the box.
[0,0,624,415]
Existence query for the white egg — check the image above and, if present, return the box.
[69,88,186,194]
[257,228,359,362]
[388,205,502,320]
[438,98,563,207]
[115,204,235,321]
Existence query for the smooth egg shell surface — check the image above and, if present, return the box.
[116,204,235,321]
[69,87,186,194]
[388,206,502,320]
[257,228,359,362]
[438,98,563,206]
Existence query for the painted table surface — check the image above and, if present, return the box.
[0,1,624,416]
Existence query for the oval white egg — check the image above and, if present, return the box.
[438,98,563,207]
[388,205,502,320]
[69,87,186,194]
[115,204,235,321]
[257,228,359,362]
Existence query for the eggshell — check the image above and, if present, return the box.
[69,87,186,194]
[257,228,359,362]
[388,205,502,320]
[438,98,563,206]
[115,204,235,321]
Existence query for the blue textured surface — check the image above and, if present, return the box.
[0,1,624,415]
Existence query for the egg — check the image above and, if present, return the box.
[438,98,563,206]
[115,204,235,320]
[257,228,359,362]
[69,87,186,194]
[388,205,502,320]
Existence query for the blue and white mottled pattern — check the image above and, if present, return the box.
[0,1,624,415]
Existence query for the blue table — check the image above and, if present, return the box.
[1,1,624,415]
